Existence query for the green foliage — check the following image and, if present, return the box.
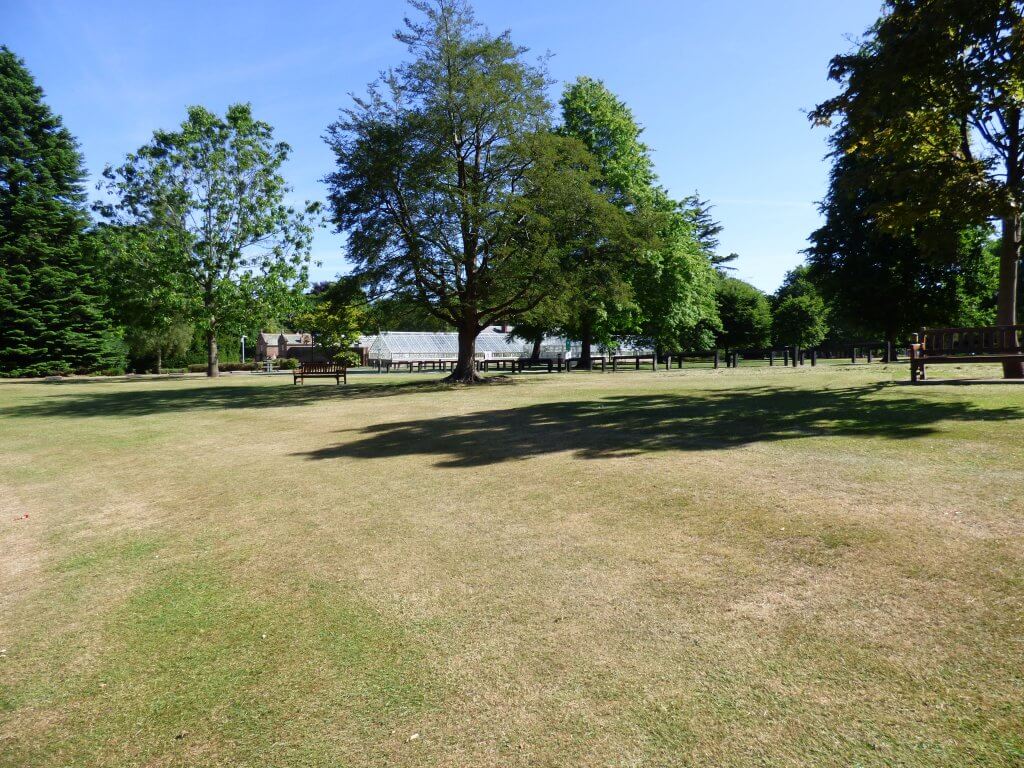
[806,144,998,343]
[98,224,196,371]
[0,47,124,376]
[558,77,719,355]
[294,278,366,356]
[811,0,1024,335]
[559,76,655,206]
[715,277,771,350]
[98,104,316,376]
[364,295,453,332]
[770,265,829,348]
[772,294,829,349]
[635,195,720,352]
[325,1,614,380]
[681,192,736,273]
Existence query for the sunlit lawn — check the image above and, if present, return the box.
[1,364,1022,767]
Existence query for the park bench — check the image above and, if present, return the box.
[909,325,1024,382]
[293,362,347,385]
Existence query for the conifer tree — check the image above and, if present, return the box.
[0,47,122,376]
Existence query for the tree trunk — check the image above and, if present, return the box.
[207,328,219,378]
[156,346,162,375]
[998,213,1023,379]
[530,336,542,363]
[447,323,481,383]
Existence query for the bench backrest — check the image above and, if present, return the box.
[918,326,1024,355]
[299,363,346,373]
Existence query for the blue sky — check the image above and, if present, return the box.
[5,0,882,292]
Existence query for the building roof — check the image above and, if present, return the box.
[279,333,307,345]
[259,332,280,345]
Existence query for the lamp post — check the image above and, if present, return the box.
[240,335,247,364]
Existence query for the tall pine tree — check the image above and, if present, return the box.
[0,47,121,376]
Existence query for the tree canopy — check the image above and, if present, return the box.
[715,276,771,351]
[98,104,315,376]
[325,0,628,381]
[0,47,123,376]
[811,0,1024,377]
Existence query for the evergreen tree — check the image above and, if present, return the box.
[0,47,122,376]
[682,192,737,272]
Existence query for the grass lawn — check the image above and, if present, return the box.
[1,364,1022,767]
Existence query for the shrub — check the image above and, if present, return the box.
[278,358,299,369]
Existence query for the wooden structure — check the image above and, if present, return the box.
[611,355,657,372]
[378,359,456,373]
[515,357,563,373]
[293,362,347,385]
[909,325,1024,382]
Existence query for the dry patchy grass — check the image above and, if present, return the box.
[0,364,1022,767]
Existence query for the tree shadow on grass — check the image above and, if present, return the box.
[293,383,1024,466]
[0,379,461,419]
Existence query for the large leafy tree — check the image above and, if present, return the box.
[557,76,651,363]
[811,0,1024,377]
[98,104,315,377]
[99,224,196,372]
[0,47,123,376]
[558,77,719,361]
[807,148,997,347]
[715,276,772,351]
[294,278,367,363]
[634,195,720,353]
[325,0,614,382]
[771,268,829,349]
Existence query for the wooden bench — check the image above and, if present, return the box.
[293,362,347,385]
[909,325,1024,382]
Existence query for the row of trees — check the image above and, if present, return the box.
[1,43,318,377]
[0,1,738,381]
[5,0,1018,380]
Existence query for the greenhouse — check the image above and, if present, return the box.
[369,330,539,363]
[366,329,653,364]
